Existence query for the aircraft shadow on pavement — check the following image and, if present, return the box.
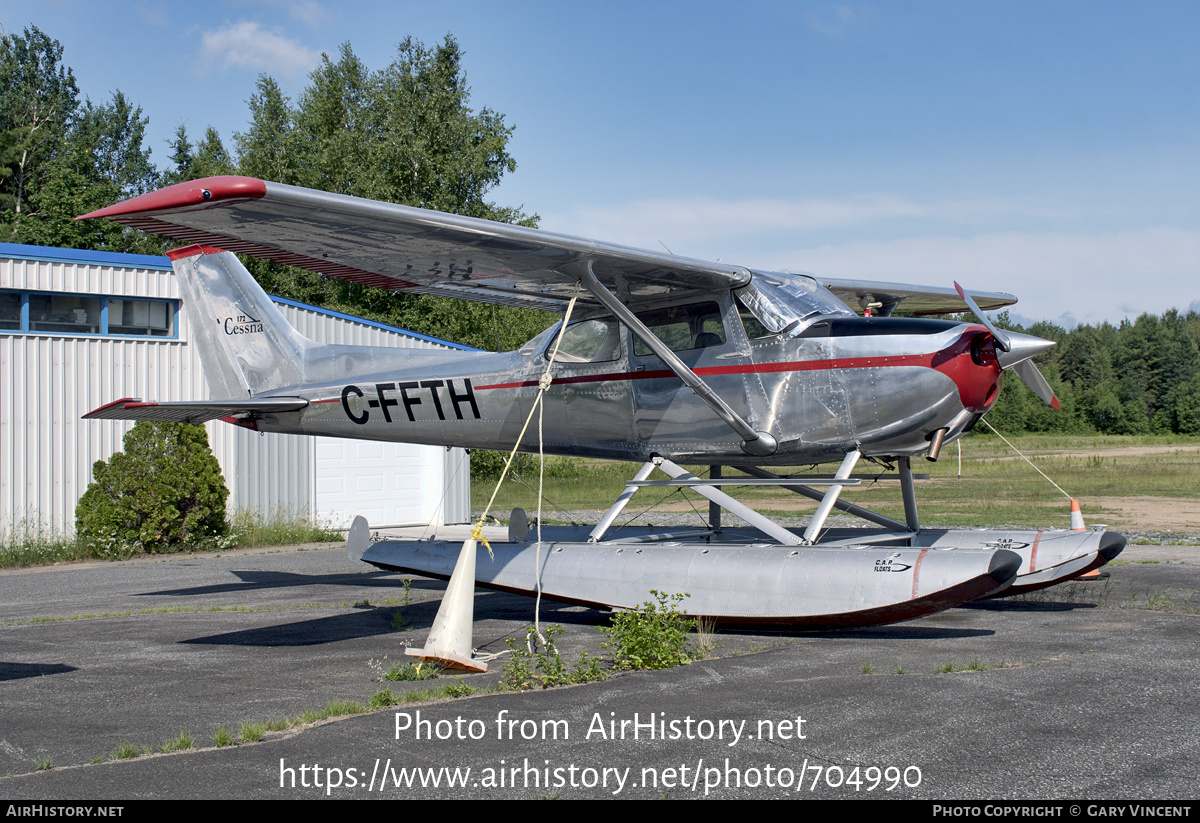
[0,661,75,681]
[136,569,438,598]
[178,590,594,646]
[182,605,409,646]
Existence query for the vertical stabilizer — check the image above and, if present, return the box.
[167,244,312,397]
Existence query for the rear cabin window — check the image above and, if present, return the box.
[632,302,726,356]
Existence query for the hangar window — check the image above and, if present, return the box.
[0,290,177,338]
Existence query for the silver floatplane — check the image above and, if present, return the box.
[80,176,1124,635]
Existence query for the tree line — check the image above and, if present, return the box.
[2,26,1197,434]
[985,311,1200,435]
[0,25,551,351]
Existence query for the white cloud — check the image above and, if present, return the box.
[199,21,322,80]
[805,4,864,38]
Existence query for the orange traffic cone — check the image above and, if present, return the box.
[1069,499,1086,530]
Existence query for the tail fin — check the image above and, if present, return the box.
[167,244,312,397]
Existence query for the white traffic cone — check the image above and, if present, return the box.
[406,536,488,672]
[1069,499,1086,531]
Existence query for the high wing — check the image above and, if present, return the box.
[84,397,309,425]
[80,176,1015,317]
[818,276,1015,317]
[79,176,751,313]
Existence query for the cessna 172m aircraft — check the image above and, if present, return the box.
[81,176,1124,630]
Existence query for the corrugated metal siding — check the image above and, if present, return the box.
[1,247,470,536]
[442,447,471,524]
[1,253,197,534]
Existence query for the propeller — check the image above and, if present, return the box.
[954,281,1061,410]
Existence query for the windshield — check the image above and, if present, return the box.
[735,272,853,335]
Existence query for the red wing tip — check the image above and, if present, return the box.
[1051,396,1062,411]
[83,397,141,418]
[77,176,267,221]
[166,244,229,261]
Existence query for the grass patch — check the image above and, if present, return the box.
[227,508,341,548]
[239,722,267,743]
[693,616,720,659]
[112,741,145,760]
[159,729,194,752]
[383,661,441,682]
[0,508,341,570]
[472,436,1200,531]
[861,662,875,674]
[0,522,88,568]
[212,727,234,747]
[937,659,994,673]
[35,756,52,771]
[501,624,608,690]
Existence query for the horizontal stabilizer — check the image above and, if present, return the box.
[84,396,308,425]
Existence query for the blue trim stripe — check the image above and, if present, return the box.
[0,242,174,271]
[0,242,478,351]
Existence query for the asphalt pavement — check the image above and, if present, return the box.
[0,537,1197,800]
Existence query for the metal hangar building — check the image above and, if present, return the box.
[0,243,472,537]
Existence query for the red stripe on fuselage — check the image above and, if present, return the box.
[476,353,933,391]
[476,328,1001,413]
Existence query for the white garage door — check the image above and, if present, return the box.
[314,438,444,528]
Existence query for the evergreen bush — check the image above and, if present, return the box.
[76,422,229,554]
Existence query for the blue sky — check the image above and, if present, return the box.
[5,1,1199,327]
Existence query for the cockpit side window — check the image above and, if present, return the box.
[546,318,622,363]
[735,295,773,340]
[632,301,726,357]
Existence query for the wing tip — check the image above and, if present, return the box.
[82,397,140,419]
[165,244,229,261]
[77,176,267,222]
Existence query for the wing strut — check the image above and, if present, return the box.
[573,260,777,457]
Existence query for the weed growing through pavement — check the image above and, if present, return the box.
[693,616,720,659]
[381,660,441,682]
[159,729,194,752]
[500,624,605,690]
[240,722,266,743]
[112,742,143,760]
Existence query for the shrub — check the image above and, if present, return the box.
[76,421,229,554]
[601,591,696,670]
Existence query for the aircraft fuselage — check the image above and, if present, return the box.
[247,307,1002,466]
